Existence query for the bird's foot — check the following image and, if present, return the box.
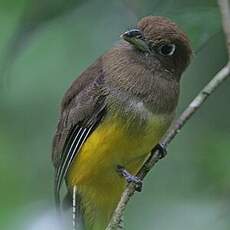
[116,165,142,192]
[152,143,167,159]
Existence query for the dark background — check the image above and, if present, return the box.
[0,0,230,229]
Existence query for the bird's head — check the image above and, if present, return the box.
[121,16,192,78]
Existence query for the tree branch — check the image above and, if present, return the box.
[106,1,230,229]
[218,0,230,58]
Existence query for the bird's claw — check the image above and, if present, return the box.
[116,165,142,192]
[152,143,167,159]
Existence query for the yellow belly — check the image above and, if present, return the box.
[67,113,172,229]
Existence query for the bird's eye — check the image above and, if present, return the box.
[157,43,176,56]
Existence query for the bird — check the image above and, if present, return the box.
[52,16,192,230]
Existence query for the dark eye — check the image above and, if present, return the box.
[157,44,176,56]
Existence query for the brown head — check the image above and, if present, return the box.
[103,16,192,114]
[121,16,192,78]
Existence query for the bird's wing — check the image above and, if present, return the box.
[52,58,107,208]
[54,105,106,208]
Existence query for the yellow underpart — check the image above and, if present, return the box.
[67,113,172,230]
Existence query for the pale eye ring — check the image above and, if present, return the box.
[157,43,176,56]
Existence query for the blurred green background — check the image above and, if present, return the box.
[0,0,230,229]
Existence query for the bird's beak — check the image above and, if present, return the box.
[121,29,150,53]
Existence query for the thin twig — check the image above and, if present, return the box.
[106,0,230,229]
[218,0,230,58]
